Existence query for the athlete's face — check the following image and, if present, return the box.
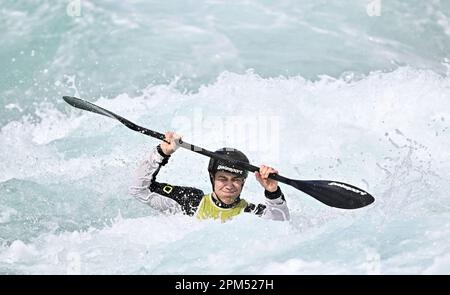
[213,171,245,204]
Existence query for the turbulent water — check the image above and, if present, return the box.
[1,0,450,274]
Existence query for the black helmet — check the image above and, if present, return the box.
[208,148,249,181]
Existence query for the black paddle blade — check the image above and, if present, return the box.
[62,96,166,141]
[63,96,117,120]
[288,179,375,209]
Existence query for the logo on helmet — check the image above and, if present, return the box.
[216,165,244,175]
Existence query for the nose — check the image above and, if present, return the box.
[222,180,237,189]
[224,183,235,190]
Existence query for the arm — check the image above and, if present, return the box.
[129,144,204,216]
[248,165,290,221]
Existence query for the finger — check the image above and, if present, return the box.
[258,166,265,179]
[257,172,267,183]
[263,166,271,179]
[172,134,182,148]
[266,167,277,176]
[171,134,179,145]
[259,165,267,174]
[165,131,174,141]
[255,172,263,183]
[267,169,276,179]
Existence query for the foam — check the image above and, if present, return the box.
[1,67,450,274]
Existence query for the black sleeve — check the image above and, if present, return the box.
[264,186,285,200]
[149,181,204,216]
[150,145,204,216]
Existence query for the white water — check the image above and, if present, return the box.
[1,68,449,274]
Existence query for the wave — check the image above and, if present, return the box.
[1,67,449,274]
